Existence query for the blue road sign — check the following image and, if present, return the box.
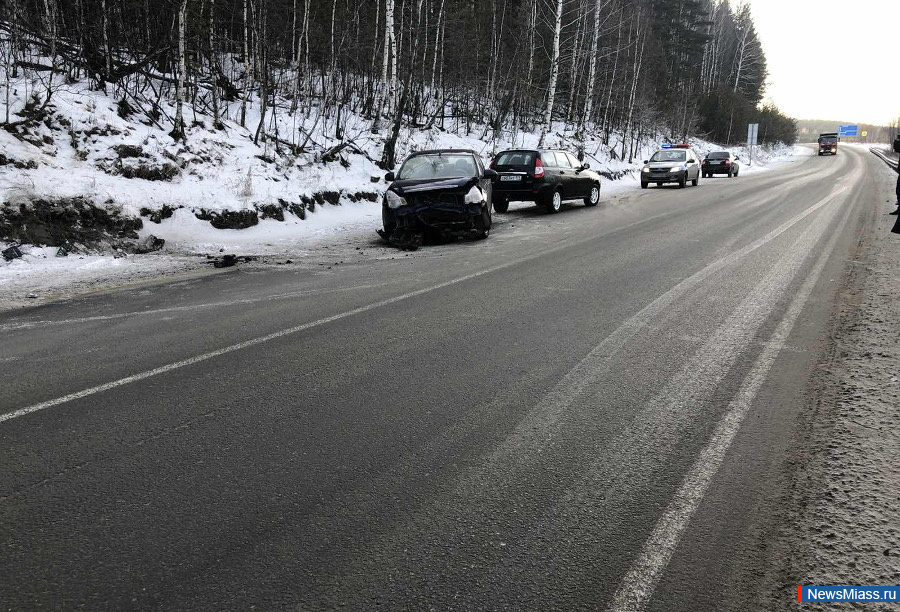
[838,124,858,137]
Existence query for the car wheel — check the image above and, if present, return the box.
[641,181,648,189]
[474,205,491,239]
[692,174,699,186]
[546,189,563,213]
[381,207,396,238]
[733,168,739,177]
[493,197,509,213]
[584,183,600,206]
[678,173,686,188]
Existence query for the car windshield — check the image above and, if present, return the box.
[819,137,837,143]
[707,152,730,159]
[650,150,686,162]
[397,154,477,180]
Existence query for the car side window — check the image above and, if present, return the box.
[566,153,581,168]
[542,152,559,167]
[555,153,573,169]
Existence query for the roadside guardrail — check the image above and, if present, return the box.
[870,147,899,172]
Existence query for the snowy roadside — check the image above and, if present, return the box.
[771,170,900,608]
[1,143,800,311]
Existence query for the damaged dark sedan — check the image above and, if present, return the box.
[378,150,497,250]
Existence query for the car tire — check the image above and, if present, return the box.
[678,174,686,189]
[733,169,739,177]
[641,181,648,189]
[381,207,396,238]
[546,189,563,214]
[493,197,509,213]
[584,183,600,206]
[474,205,491,239]
[692,174,699,186]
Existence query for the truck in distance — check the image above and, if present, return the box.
[818,132,838,156]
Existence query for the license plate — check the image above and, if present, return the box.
[500,175,522,182]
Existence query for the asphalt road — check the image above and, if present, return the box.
[0,146,888,611]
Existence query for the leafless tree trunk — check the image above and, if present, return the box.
[171,0,188,141]
[581,0,606,135]
[100,0,111,80]
[239,0,251,126]
[538,0,564,148]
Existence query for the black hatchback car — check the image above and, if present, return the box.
[489,149,601,213]
[379,149,497,250]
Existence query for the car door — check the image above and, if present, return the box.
[552,151,578,197]
[566,153,590,197]
[688,151,700,180]
[541,151,563,192]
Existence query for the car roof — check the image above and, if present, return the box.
[407,149,478,156]
[497,149,573,154]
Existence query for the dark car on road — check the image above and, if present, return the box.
[640,144,702,189]
[379,149,497,250]
[489,149,601,214]
[701,151,741,178]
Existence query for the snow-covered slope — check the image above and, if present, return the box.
[1,69,798,308]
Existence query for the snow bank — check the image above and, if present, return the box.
[1,65,799,307]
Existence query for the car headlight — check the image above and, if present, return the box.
[386,190,408,209]
[641,167,650,173]
[464,185,485,204]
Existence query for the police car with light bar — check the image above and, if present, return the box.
[640,143,702,189]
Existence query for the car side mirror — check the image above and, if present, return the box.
[483,168,499,180]
[384,171,395,182]
[642,160,648,165]
[581,162,590,170]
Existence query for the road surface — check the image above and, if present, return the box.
[0,145,889,610]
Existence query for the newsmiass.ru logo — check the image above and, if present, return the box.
[799,586,899,602]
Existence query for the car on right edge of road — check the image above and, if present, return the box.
[701,151,741,178]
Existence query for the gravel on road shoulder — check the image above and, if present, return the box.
[772,178,900,609]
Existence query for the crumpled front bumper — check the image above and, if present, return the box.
[393,201,484,230]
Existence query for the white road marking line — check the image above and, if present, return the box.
[605,176,857,612]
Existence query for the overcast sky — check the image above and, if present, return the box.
[745,0,899,125]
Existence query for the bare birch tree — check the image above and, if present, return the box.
[538,0,564,148]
